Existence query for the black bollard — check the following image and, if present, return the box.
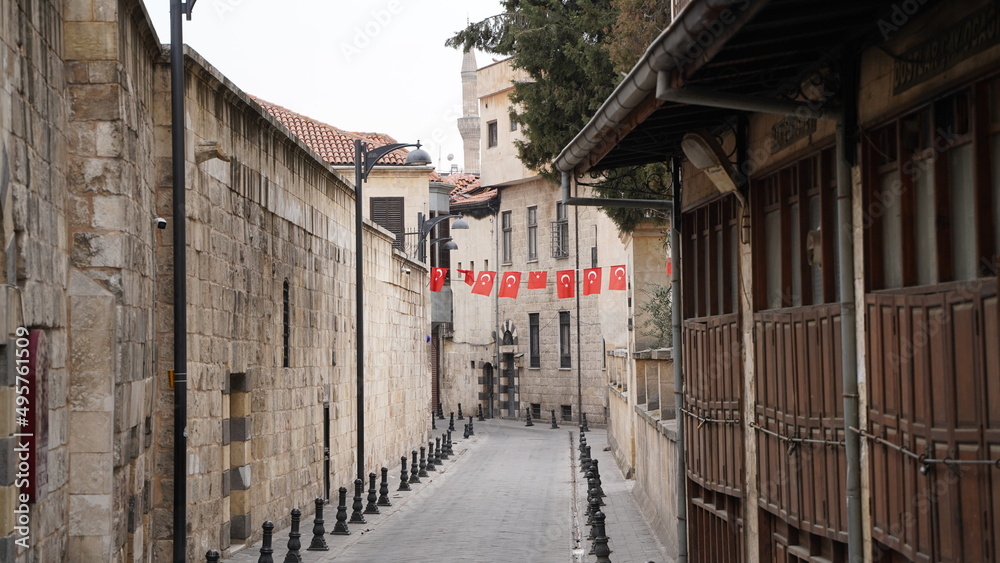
[426,442,437,472]
[307,498,329,551]
[582,412,590,432]
[331,486,350,535]
[283,508,303,563]
[579,433,587,456]
[551,409,560,429]
[398,456,411,491]
[439,433,450,459]
[437,402,445,420]
[207,550,221,563]
[478,403,484,421]
[431,410,436,430]
[449,412,455,431]
[525,408,534,427]
[445,430,453,456]
[592,459,605,497]
[409,450,421,483]
[592,510,612,562]
[377,467,392,506]
[587,478,600,527]
[364,472,380,514]
[259,520,275,563]
[463,423,470,439]
[458,402,463,419]
[586,467,605,506]
[468,415,475,436]
[433,437,443,465]
[418,446,429,477]
[581,444,592,473]
[349,478,366,524]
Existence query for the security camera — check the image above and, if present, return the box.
[402,267,411,275]
[155,217,167,230]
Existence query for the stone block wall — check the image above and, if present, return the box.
[0,1,71,561]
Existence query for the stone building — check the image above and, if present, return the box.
[557,0,1000,561]
[0,1,433,561]
[441,57,629,425]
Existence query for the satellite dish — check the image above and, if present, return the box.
[447,154,454,161]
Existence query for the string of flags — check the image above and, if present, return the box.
[429,265,628,298]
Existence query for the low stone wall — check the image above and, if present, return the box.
[606,386,633,477]
[633,409,678,562]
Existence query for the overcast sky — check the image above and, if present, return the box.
[146,0,504,172]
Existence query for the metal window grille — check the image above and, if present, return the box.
[550,220,569,258]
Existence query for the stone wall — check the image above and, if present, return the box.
[0,1,434,561]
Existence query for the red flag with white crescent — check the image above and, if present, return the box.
[527,271,547,289]
[430,267,447,292]
[609,264,627,290]
[556,270,575,299]
[583,268,602,295]
[456,268,475,286]
[498,271,522,298]
[471,271,496,296]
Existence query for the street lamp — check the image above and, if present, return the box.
[354,139,432,482]
[408,212,469,262]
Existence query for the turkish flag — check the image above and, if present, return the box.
[471,271,496,296]
[556,270,575,299]
[583,268,602,295]
[498,272,522,298]
[430,268,448,292]
[527,271,547,289]
[609,265,627,290]
[456,269,475,286]
[666,257,673,277]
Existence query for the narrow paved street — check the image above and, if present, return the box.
[227,419,666,562]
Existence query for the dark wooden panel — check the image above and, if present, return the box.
[754,303,847,543]
[684,314,743,496]
[689,482,744,563]
[865,279,999,563]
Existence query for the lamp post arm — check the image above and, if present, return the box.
[361,142,422,180]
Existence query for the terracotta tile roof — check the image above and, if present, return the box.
[436,172,497,207]
[254,97,410,165]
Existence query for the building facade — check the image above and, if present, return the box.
[557,0,1000,561]
[0,1,433,561]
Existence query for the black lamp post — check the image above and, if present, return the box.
[354,139,432,482]
[408,212,469,262]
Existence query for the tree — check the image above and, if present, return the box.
[638,283,672,348]
[447,1,674,232]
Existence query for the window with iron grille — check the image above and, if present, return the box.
[528,313,540,368]
[501,210,512,264]
[559,311,571,368]
[370,197,404,250]
[561,405,572,422]
[527,206,538,261]
[551,202,569,258]
[531,403,541,419]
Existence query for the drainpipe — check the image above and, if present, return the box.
[169,1,189,561]
[574,205,583,424]
[836,52,863,563]
[670,158,687,563]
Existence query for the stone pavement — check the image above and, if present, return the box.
[222,418,667,563]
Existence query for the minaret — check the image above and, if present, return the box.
[457,49,481,175]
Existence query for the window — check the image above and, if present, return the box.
[531,403,541,419]
[510,115,518,131]
[429,211,452,275]
[528,313,540,368]
[865,79,1000,289]
[683,196,741,318]
[551,202,570,258]
[370,197,404,250]
[527,206,538,261]
[561,405,572,422]
[559,311,571,368]
[487,121,498,148]
[751,148,838,310]
[501,210,512,264]
[282,279,290,368]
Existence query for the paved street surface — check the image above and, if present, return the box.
[225,418,667,563]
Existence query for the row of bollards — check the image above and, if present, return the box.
[205,412,478,562]
[579,426,612,562]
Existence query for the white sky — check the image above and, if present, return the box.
[145,0,504,172]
